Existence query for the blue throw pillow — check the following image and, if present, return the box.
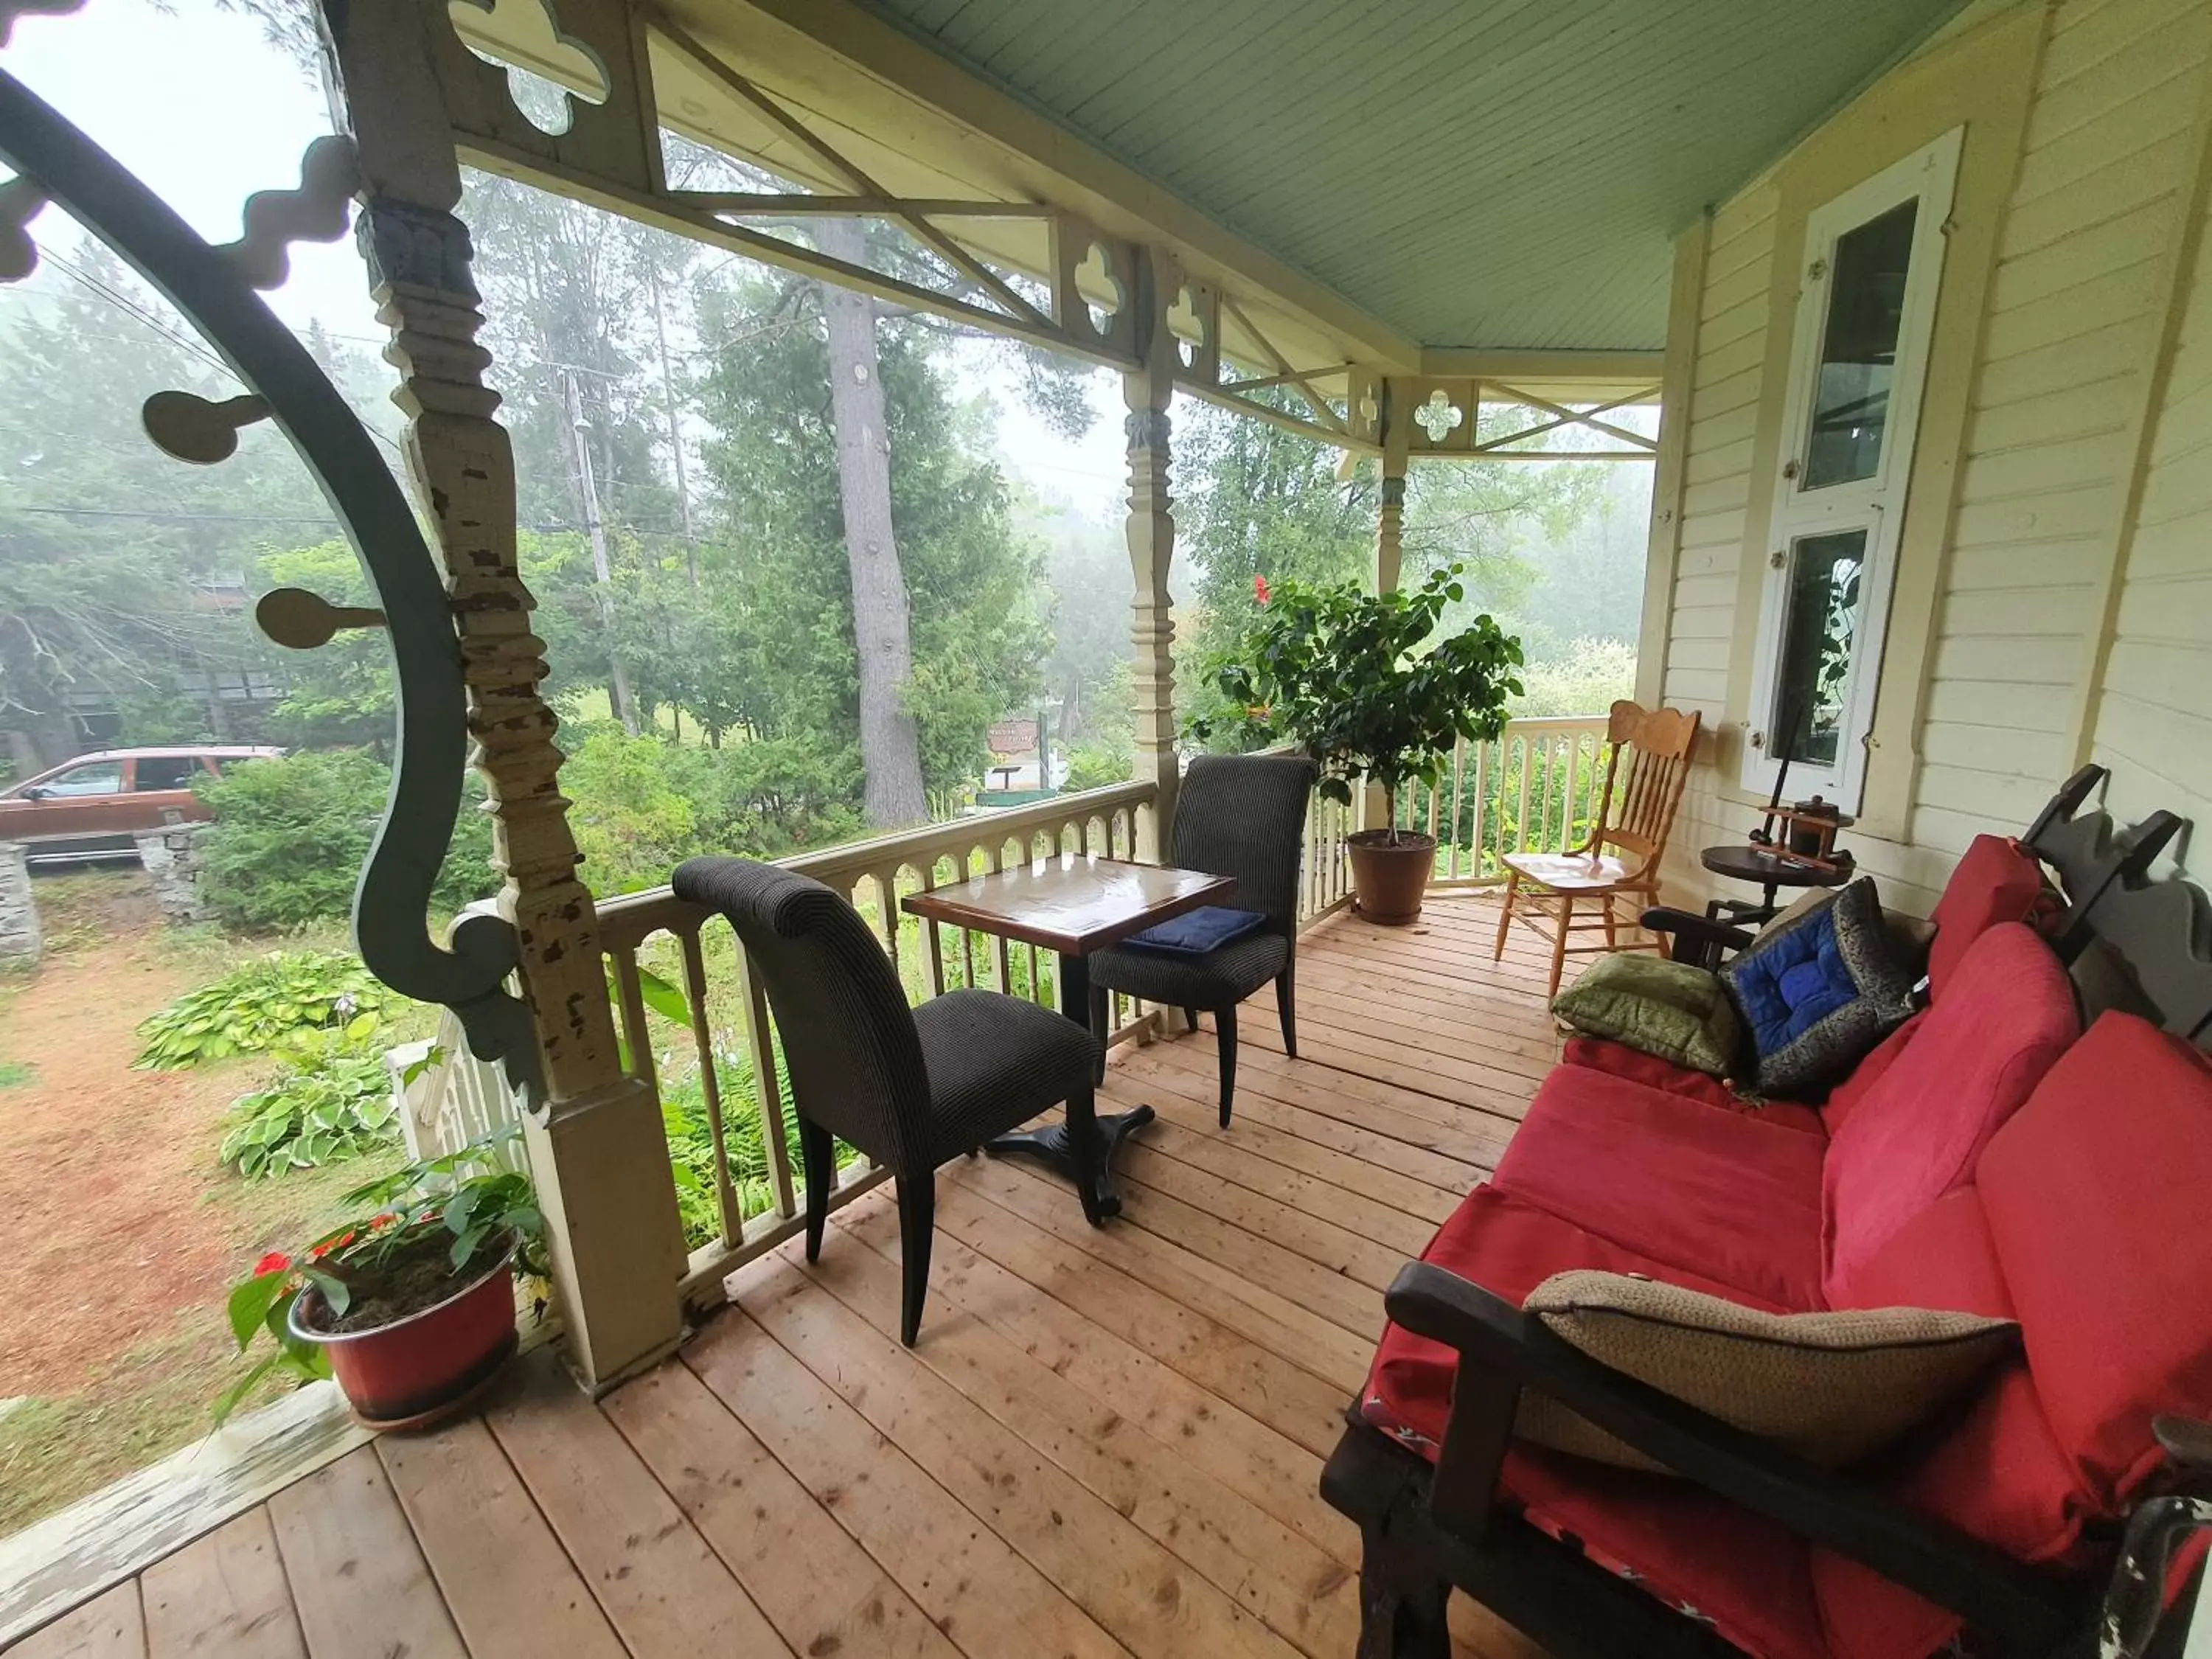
[1124,905,1267,956]
[1721,877,1917,1099]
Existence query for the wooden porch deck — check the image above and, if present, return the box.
[5,894,1574,1659]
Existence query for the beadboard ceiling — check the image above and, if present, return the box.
[847,0,1970,350]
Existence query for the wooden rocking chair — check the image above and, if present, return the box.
[1492,699,1702,1001]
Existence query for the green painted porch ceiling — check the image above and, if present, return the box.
[853,0,1968,352]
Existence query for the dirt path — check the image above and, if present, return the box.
[0,874,247,1399]
[0,873,399,1536]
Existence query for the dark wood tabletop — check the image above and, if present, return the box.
[901,855,1235,957]
[1699,843,1851,889]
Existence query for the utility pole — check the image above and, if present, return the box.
[561,366,639,734]
[645,260,699,586]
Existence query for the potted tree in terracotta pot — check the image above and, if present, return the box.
[1193,564,1522,925]
[217,1127,546,1430]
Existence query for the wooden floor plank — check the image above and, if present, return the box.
[738,1253,1304,1659]
[139,1509,303,1659]
[2,1582,142,1659]
[1130,1033,1519,1159]
[682,1300,1132,1659]
[835,1184,1350,1551]
[1110,1086,1452,1244]
[485,1355,794,1657]
[604,1362,964,1659]
[1117,1144,1408,1293]
[799,1223,1361,1659]
[1110,1169,1385,1340]
[950,1157,1373,1395]
[263,1447,463,1659]
[376,1420,625,1659]
[1113,1041,1485,1192]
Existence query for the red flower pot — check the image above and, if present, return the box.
[288,1244,520,1430]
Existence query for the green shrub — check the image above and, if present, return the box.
[218,1043,398,1178]
[135,950,403,1070]
[195,748,496,932]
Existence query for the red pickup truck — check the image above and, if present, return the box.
[0,746,280,859]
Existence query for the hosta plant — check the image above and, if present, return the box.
[135,950,403,1070]
[218,1041,399,1179]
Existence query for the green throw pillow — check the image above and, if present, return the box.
[1552,953,1742,1077]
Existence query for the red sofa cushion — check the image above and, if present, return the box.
[1978,1011,2212,1508]
[1820,923,2077,1296]
[1926,835,2051,999]
[1509,1447,1832,1659]
[1360,1184,1795,1459]
[1494,1067,1829,1309]
[1559,1034,1742,1110]
[1815,1192,2100,1659]
[1359,1185,1830,1659]
[1818,1011,1924,1138]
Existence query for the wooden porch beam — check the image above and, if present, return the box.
[653,16,1055,334]
[1476,383,1661,452]
[678,0,1422,373]
[1219,361,1357,395]
[675,192,1057,218]
[1220,293,1348,434]
[458,135,1123,366]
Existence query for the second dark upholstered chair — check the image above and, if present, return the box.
[1085,751,1317,1125]
[672,857,1103,1345]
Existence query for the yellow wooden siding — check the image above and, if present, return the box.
[1649,0,2212,915]
[1916,0,2210,854]
[1661,187,1775,735]
[2090,183,2212,875]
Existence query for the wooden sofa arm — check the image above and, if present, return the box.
[1639,907,1754,971]
[1385,1262,2080,1654]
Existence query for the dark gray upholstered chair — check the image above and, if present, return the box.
[672,857,1102,1345]
[1085,751,1317,1125]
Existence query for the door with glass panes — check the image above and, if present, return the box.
[1742,130,1962,813]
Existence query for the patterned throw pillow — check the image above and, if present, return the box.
[1551,952,1742,1077]
[1516,1270,2020,1473]
[1722,877,1918,1098]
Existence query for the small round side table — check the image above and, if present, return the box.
[1698,843,1851,927]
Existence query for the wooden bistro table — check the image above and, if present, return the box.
[1698,842,1851,926]
[902,854,1234,1217]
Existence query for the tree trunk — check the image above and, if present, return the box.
[561,369,639,735]
[816,219,928,830]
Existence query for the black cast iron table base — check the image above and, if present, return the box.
[984,947,1151,1217]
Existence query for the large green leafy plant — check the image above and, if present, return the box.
[1192,565,1524,834]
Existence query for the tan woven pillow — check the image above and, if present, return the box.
[1514,1270,2018,1474]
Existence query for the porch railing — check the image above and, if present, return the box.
[1397,714,1615,888]
[402,780,1159,1308]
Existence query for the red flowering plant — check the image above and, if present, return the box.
[215,1126,547,1422]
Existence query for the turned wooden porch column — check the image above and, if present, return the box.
[319,1,684,1391]
[1374,380,1411,597]
[1124,246,1179,858]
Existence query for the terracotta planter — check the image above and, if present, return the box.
[289,1243,519,1430]
[1347,830,1436,926]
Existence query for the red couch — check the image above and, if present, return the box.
[1329,835,2212,1659]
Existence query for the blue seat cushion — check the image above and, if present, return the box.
[1122,904,1267,956]
[1721,877,1918,1099]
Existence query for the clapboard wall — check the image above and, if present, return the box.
[1647,0,2212,913]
